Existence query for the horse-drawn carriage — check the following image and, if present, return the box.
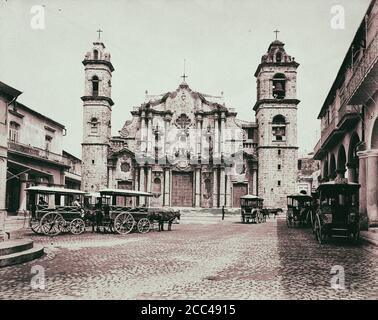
[240,195,264,224]
[91,189,181,234]
[313,180,360,244]
[26,186,88,236]
[26,186,180,236]
[286,193,314,228]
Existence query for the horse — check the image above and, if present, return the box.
[148,209,181,231]
[262,208,283,219]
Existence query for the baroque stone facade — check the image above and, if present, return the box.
[81,39,300,209]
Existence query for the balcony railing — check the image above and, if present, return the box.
[340,30,378,108]
[338,104,362,125]
[320,117,336,144]
[8,140,70,166]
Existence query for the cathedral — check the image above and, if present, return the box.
[81,38,299,209]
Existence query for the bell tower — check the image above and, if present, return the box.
[254,36,300,208]
[81,34,114,192]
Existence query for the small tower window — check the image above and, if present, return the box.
[92,76,99,96]
[276,52,282,63]
[272,73,286,99]
[93,49,98,60]
[90,117,99,134]
[278,180,281,186]
[272,115,286,142]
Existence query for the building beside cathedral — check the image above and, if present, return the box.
[81,38,300,209]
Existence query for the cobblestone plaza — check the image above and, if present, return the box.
[0,216,377,300]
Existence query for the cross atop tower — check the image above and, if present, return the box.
[274,29,280,40]
[97,29,103,40]
[181,59,188,82]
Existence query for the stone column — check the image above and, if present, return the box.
[147,167,152,192]
[225,171,231,208]
[147,115,153,156]
[163,169,170,206]
[196,115,202,159]
[220,112,226,155]
[252,169,258,195]
[164,115,171,151]
[134,169,139,191]
[357,151,367,224]
[18,174,29,212]
[195,167,201,207]
[366,149,378,226]
[146,167,152,193]
[140,112,147,153]
[219,167,226,207]
[213,168,218,208]
[139,166,145,205]
[346,162,357,183]
[214,114,219,157]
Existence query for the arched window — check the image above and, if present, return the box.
[90,117,99,134]
[92,76,99,96]
[9,121,20,142]
[93,49,98,60]
[272,115,286,142]
[272,73,286,99]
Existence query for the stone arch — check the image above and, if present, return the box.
[272,114,286,124]
[347,132,360,183]
[272,114,286,142]
[329,153,336,180]
[371,117,378,149]
[337,144,347,178]
[272,73,286,99]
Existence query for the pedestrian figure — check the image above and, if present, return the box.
[222,206,225,221]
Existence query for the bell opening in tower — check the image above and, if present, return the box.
[272,73,286,99]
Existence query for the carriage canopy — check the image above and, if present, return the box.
[25,186,86,195]
[99,189,153,197]
[240,195,264,208]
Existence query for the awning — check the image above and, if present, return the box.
[7,159,53,180]
[64,171,81,182]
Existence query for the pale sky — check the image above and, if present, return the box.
[0,0,371,158]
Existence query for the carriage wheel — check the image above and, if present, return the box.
[70,218,86,235]
[29,219,43,235]
[314,216,325,244]
[114,212,135,234]
[137,218,151,234]
[40,212,64,236]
